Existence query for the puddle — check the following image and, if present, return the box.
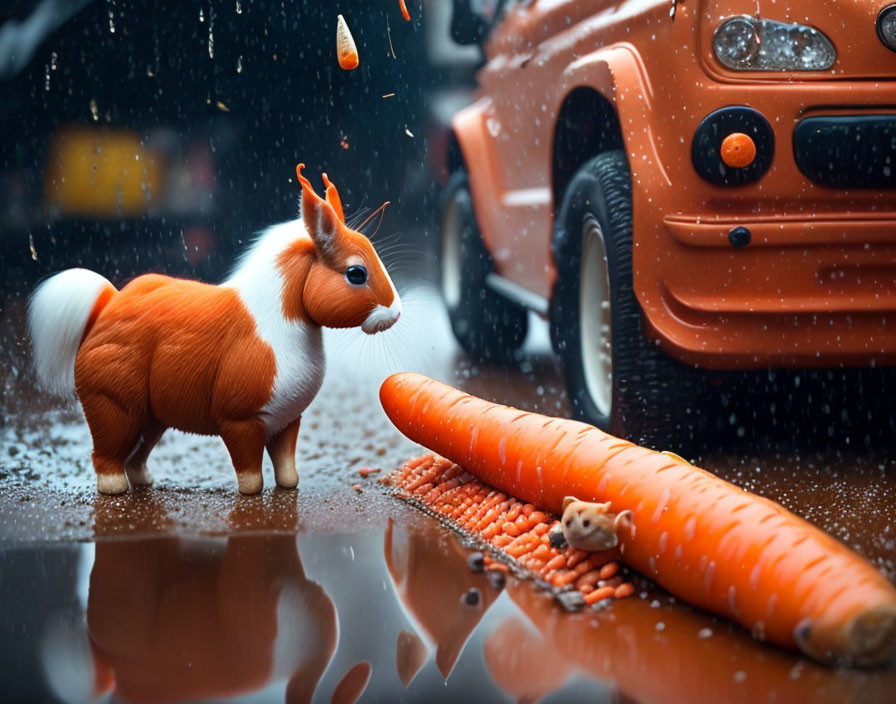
[3,514,894,704]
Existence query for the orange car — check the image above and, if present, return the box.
[441,0,896,442]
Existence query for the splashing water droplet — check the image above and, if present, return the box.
[208,6,215,58]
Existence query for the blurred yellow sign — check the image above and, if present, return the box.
[45,127,163,218]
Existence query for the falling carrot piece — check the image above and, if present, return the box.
[399,0,411,21]
[336,14,359,70]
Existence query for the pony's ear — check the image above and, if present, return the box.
[321,173,345,224]
[297,163,340,259]
[562,496,578,511]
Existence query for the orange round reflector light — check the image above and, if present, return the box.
[720,132,757,168]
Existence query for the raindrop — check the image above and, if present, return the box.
[236,55,243,73]
[235,0,242,13]
[208,5,215,59]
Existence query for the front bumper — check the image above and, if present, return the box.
[645,214,896,369]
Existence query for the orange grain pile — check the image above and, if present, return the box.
[384,454,634,606]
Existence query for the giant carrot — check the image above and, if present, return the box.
[380,373,896,666]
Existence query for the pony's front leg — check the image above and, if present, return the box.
[220,419,267,494]
[266,416,300,489]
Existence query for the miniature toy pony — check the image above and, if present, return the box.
[552,496,633,552]
[29,165,401,495]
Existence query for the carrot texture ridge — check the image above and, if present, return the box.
[380,373,896,666]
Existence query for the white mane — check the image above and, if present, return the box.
[224,218,311,288]
[223,218,325,437]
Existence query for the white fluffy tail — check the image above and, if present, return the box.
[28,268,116,396]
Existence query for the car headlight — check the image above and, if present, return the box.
[712,16,836,71]
[878,5,896,53]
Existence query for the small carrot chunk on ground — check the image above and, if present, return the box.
[545,554,567,571]
[614,583,635,599]
[599,562,619,580]
[502,521,521,537]
[585,586,616,605]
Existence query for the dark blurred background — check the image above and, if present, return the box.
[0,0,481,291]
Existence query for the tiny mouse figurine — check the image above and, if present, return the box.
[552,496,634,552]
[29,164,401,495]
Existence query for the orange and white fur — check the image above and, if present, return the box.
[28,165,401,495]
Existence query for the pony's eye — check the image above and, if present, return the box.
[345,265,368,286]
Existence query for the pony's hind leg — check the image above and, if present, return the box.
[82,394,141,495]
[220,418,267,494]
[125,420,165,487]
[266,416,300,489]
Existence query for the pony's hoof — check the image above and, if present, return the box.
[237,473,263,495]
[126,465,154,487]
[275,470,299,490]
[97,474,128,495]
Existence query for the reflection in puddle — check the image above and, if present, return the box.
[87,534,336,704]
[2,506,894,702]
[384,517,502,678]
[43,492,337,704]
[488,583,896,704]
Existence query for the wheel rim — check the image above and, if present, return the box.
[579,214,613,418]
[440,187,467,310]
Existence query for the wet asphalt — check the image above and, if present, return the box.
[3,280,896,703]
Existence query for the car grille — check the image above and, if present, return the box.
[793,115,896,189]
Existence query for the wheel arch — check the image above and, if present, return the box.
[550,87,624,216]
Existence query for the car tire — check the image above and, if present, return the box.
[440,169,528,362]
[551,151,702,449]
